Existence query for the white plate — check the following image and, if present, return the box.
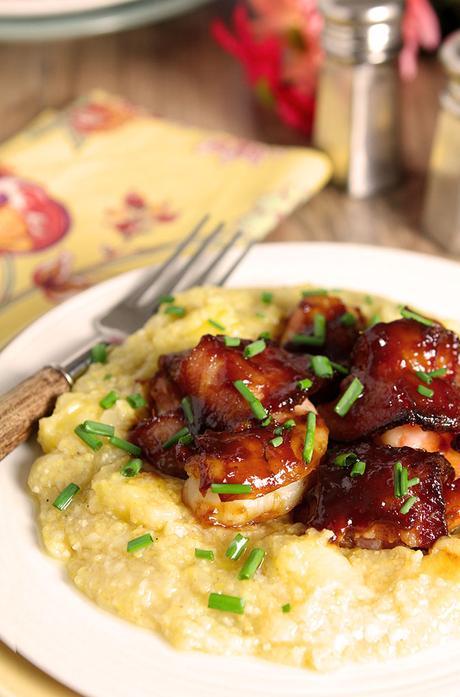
[2,242,460,697]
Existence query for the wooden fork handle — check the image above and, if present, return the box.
[0,367,70,461]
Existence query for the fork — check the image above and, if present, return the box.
[0,216,254,461]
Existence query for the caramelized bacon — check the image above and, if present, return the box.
[319,318,460,441]
[282,294,365,363]
[130,410,189,479]
[304,442,453,549]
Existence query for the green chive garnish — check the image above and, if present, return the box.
[407,476,420,488]
[415,367,447,385]
[157,294,175,305]
[350,460,366,476]
[334,452,358,467]
[90,343,108,364]
[256,312,266,319]
[109,436,141,456]
[364,295,373,305]
[126,393,147,409]
[283,419,296,429]
[334,378,364,417]
[165,305,186,318]
[261,291,273,304]
[233,380,267,421]
[82,420,114,437]
[270,436,283,448]
[259,331,271,340]
[103,374,112,381]
[120,458,142,477]
[282,603,291,613]
[297,377,313,391]
[244,339,266,359]
[400,466,409,496]
[273,426,283,436]
[261,415,272,427]
[208,318,226,331]
[400,496,419,515]
[368,314,381,328]
[181,396,194,424]
[211,483,252,495]
[127,533,153,553]
[302,288,328,297]
[417,384,434,398]
[74,425,103,451]
[163,426,191,450]
[208,593,245,615]
[195,548,214,561]
[99,390,118,409]
[292,334,324,347]
[340,312,356,327]
[427,367,448,379]
[330,361,349,375]
[52,483,80,511]
[394,461,403,498]
[303,412,316,464]
[224,336,241,347]
[225,533,249,560]
[311,355,333,379]
[400,307,434,327]
[238,548,265,580]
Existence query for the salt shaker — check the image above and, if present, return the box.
[313,0,404,198]
[422,31,460,253]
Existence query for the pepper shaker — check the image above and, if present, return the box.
[313,0,404,198]
[422,31,460,253]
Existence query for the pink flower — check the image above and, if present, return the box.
[33,251,90,302]
[401,0,441,79]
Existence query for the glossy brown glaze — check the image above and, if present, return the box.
[445,478,460,532]
[304,442,453,549]
[130,410,189,479]
[319,318,460,441]
[185,413,329,500]
[282,294,365,363]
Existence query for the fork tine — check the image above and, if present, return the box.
[123,214,209,308]
[211,236,256,288]
[191,229,243,287]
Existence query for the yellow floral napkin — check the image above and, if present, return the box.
[0,91,330,696]
[0,90,330,347]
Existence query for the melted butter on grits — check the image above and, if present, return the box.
[28,287,460,670]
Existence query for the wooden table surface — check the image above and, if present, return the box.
[0,2,452,261]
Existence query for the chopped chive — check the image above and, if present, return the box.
[427,367,448,379]
[244,339,266,359]
[313,313,326,339]
[52,483,80,511]
[99,390,118,409]
[109,436,141,456]
[417,384,434,398]
[181,396,194,424]
[334,452,358,467]
[297,377,313,390]
[195,548,214,561]
[394,461,403,498]
[82,420,115,437]
[126,393,147,409]
[233,380,267,421]
[368,314,381,328]
[178,432,193,446]
[311,355,333,379]
[302,288,328,297]
[415,370,432,385]
[261,415,272,427]
[256,312,266,319]
[208,318,226,331]
[208,593,245,615]
[120,458,143,477]
[224,336,241,347]
[225,533,249,560]
[74,425,103,451]
[407,476,420,488]
[282,603,291,613]
[283,419,296,430]
[400,466,409,496]
[127,533,153,553]
[400,496,419,515]
[340,312,356,327]
[273,426,283,436]
[303,412,316,464]
[334,377,364,417]
[157,294,175,305]
[364,294,374,305]
[211,483,252,495]
[330,361,349,375]
[103,374,112,381]
[292,333,324,347]
[400,307,435,327]
[163,426,191,450]
[90,343,108,364]
[350,460,366,476]
[259,331,271,340]
[238,548,265,580]
[270,436,283,448]
[261,291,273,304]
[165,305,186,318]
